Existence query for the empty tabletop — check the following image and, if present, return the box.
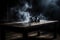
[1,20,58,28]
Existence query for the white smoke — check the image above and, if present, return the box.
[17,2,32,23]
[18,10,31,23]
[21,2,32,11]
[9,0,48,23]
[39,13,47,20]
[17,1,48,23]
[41,0,58,7]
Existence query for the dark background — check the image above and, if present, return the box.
[1,0,60,22]
[1,0,60,40]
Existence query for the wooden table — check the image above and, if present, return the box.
[0,20,58,40]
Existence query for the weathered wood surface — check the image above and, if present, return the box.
[0,20,58,27]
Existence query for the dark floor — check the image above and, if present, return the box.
[53,34,60,40]
[5,31,60,40]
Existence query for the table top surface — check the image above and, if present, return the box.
[1,20,58,27]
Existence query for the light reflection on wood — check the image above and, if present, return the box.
[2,20,58,27]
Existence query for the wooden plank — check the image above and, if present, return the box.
[0,20,58,27]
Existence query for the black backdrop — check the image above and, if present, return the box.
[1,0,60,23]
